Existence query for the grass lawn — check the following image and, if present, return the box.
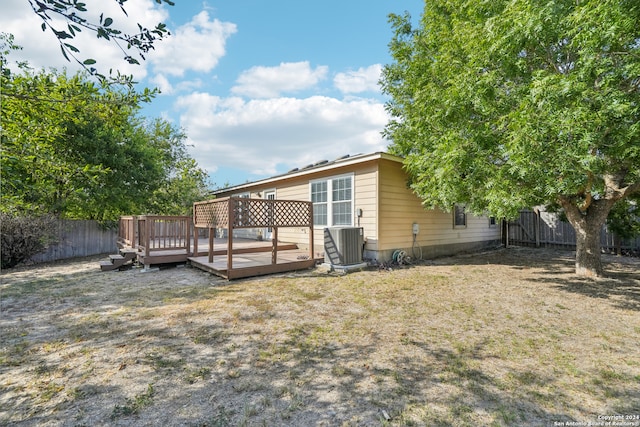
[1,247,639,426]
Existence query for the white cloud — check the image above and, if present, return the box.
[0,0,167,79]
[1,2,392,187]
[334,64,383,94]
[231,61,329,98]
[175,93,389,178]
[148,74,205,95]
[150,11,236,77]
[149,74,174,94]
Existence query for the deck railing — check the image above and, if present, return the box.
[136,215,192,257]
[118,216,137,248]
[115,200,315,276]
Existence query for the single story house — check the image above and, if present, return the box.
[212,152,501,263]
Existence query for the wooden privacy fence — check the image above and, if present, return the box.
[506,210,640,254]
[31,220,118,263]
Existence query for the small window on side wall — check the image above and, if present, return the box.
[488,216,497,228]
[454,204,466,228]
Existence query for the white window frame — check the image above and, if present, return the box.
[263,189,276,238]
[310,173,354,228]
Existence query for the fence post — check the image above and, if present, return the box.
[533,208,540,248]
[505,220,509,247]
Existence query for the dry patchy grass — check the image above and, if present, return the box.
[1,248,639,426]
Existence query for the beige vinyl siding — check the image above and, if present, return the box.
[302,161,378,253]
[216,162,380,255]
[378,159,423,251]
[213,153,500,261]
[377,159,500,256]
[352,163,378,251]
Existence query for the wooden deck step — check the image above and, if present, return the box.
[100,260,121,271]
[119,248,138,261]
[100,253,135,271]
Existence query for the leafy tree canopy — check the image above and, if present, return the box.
[381,1,640,276]
[1,37,209,221]
[607,195,640,242]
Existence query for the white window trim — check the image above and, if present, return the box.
[310,173,355,228]
[263,189,276,237]
[262,189,276,199]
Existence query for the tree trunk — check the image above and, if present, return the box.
[573,221,604,277]
[614,233,621,256]
[559,197,614,277]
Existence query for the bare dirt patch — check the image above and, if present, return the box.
[1,248,639,426]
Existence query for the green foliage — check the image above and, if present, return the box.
[27,0,174,85]
[607,196,640,240]
[382,1,640,219]
[0,213,58,269]
[1,42,210,221]
[381,0,640,274]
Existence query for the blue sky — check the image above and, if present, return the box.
[2,0,423,188]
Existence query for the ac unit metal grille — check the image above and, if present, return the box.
[324,227,363,265]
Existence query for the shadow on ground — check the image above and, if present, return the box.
[1,248,639,426]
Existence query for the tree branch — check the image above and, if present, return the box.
[577,171,594,212]
[26,0,171,86]
[619,181,640,198]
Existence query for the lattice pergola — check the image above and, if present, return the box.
[192,197,314,278]
[194,197,312,229]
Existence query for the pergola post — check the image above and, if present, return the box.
[271,227,278,264]
[227,198,234,272]
[193,226,199,257]
[208,227,214,263]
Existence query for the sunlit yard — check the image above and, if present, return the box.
[1,248,639,426]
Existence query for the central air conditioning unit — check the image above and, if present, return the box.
[324,227,364,266]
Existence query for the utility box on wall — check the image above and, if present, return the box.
[323,227,364,266]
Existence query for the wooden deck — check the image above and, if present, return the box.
[189,244,320,280]
[116,236,319,279]
[106,197,319,279]
[191,197,316,279]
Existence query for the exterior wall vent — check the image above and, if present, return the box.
[323,227,364,265]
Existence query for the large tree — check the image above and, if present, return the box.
[381,1,640,276]
[1,43,209,221]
